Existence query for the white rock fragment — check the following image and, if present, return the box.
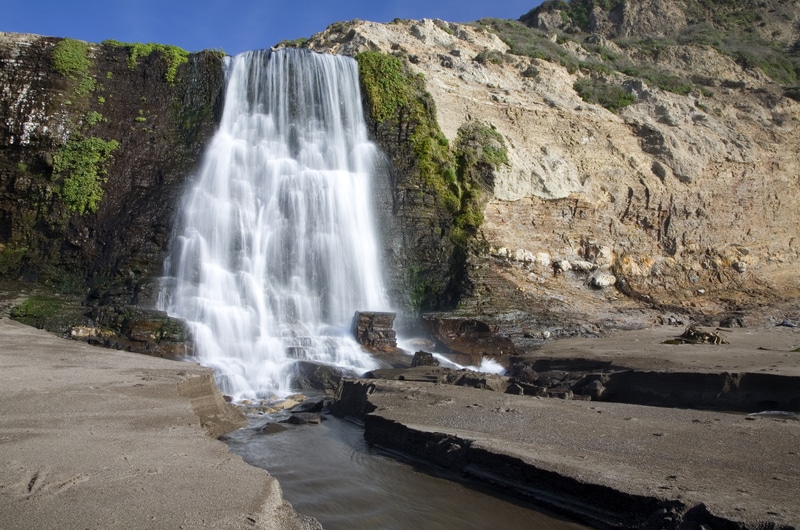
[590,272,617,289]
[570,259,597,272]
[534,252,551,268]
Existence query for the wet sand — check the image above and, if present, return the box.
[0,318,320,530]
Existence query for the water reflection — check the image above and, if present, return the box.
[225,415,588,530]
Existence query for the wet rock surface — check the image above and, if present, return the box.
[333,325,800,529]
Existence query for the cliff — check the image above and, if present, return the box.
[304,2,800,347]
[2,0,799,354]
[1,34,223,306]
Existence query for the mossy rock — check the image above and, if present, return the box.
[10,295,87,334]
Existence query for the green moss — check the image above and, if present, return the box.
[84,111,104,126]
[356,52,459,213]
[53,135,120,215]
[278,38,310,48]
[103,40,189,85]
[451,122,508,242]
[408,268,440,312]
[356,51,415,122]
[52,38,91,78]
[74,75,96,96]
[0,245,28,275]
[10,296,63,321]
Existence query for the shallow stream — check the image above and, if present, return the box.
[224,414,589,529]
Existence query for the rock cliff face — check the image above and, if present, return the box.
[2,0,799,354]
[306,8,800,346]
[0,33,224,306]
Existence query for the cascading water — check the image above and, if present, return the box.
[159,48,390,400]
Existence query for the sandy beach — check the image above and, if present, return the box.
[0,317,320,530]
[2,312,799,528]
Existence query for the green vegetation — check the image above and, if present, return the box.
[10,296,63,321]
[451,122,508,243]
[482,1,800,96]
[74,75,96,96]
[103,40,190,84]
[456,122,508,170]
[0,245,28,275]
[356,51,416,122]
[574,77,635,112]
[620,65,693,95]
[474,48,506,65]
[84,111,104,126]
[533,0,624,32]
[51,38,98,99]
[626,25,800,86]
[357,51,459,212]
[357,51,512,310]
[51,38,90,78]
[53,135,120,215]
[522,0,620,30]
[278,38,310,48]
[475,18,583,73]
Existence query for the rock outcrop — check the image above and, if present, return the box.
[0,33,224,307]
[305,9,800,347]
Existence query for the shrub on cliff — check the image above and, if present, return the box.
[573,77,635,112]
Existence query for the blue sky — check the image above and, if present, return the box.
[3,1,542,56]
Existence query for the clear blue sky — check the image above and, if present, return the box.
[3,1,542,56]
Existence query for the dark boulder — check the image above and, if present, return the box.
[411,350,440,367]
[291,361,356,393]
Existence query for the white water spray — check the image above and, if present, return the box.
[159,49,390,400]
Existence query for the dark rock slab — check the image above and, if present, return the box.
[332,378,800,529]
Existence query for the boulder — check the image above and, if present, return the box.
[291,361,356,393]
[352,311,397,352]
[411,351,440,367]
[590,272,617,289]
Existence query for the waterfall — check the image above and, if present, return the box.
[159,48,390,400]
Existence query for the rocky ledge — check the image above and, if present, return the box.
[332,325,800,529]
